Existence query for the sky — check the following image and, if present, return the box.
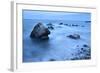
[23,10,91,21]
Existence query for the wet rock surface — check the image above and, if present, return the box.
[59,23,63,25]
[67,34,80,40]
[71,24,78,27]
[47,23,54,30]
[30,22,50,40]
[49,59,56,61]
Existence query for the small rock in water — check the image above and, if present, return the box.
[47,23,54,30]
[48,26,54,30]
[67,34,80,39]
[83,44,89,48]
[59,23,63,25]
[47,23,53,26]
[81,48,84,50]
[30,22,50,40]
[64,24,68,26]
[72,24,78,27]
[49,59,56,61]
[85,21,91,23]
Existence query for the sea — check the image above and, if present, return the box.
[23,19,91,62]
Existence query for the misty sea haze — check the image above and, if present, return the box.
[23,10,91,62]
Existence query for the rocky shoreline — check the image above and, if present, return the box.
[28,22,91,61]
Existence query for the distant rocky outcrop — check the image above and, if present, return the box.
[30,22,50,40]
[67,34,80,39]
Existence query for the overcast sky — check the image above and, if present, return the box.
[23,10,91,21]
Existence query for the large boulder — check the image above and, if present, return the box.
[30,22,50,39]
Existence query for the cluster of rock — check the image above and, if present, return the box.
[59,23,79,27]
[30,22,81,40]
[47,23,54,30]
[30,22,50,40]
[71,44,91,60]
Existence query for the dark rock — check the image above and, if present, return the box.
[47,23,54,30]
[86,53,90,56]
[71,57,79,60]
[47,23,52,26]
[72,24,78,27]
[49,59,56,61]
[83,44,89,48]
[79,51,83,54]
[67,34,80,39]
[85,21,91,23]
[30,22,50,40]
[48,26,54,30]
[84,56,91,59]
[59,23,63,25]
[81,48,84,50]
[64,24,68,26]
[82,49,87,52]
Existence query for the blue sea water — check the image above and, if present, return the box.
[23,19,91,62]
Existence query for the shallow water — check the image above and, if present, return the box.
[23,19,91,62]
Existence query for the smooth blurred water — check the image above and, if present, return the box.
[23,19,91,62]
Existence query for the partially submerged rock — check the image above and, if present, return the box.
[64,24,68,26]
[49,59,56,61]
[59,23,63,25]
[47,23,54,30]
[30,22,50,40]
[83,44,90,48]
[72,24,78,27]
[47,23,53,26]
[85,21,91,23]
[67,34,80,39]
